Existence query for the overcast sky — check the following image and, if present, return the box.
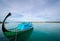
[0,0,60,21]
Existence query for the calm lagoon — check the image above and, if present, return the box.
[0,23,60,41]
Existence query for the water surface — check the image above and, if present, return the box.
[0,23,60,41]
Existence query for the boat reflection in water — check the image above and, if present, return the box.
[2,13,33,41]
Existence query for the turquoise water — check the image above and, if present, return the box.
[0,23,60,41]
[29,23,60,41]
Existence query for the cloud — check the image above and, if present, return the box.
[0,0,60,21]
[31,0,60,21]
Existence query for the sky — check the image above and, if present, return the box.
[0,0,60,22]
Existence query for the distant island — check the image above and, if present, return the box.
[44,21,60,23]
[0,21,8,24]
[15,21,60,23]
[0,21,60,24]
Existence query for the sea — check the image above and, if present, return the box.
[0,23,60,41]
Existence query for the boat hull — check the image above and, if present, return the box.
[3,27,33,41]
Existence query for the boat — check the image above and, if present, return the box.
[2,13,33,41]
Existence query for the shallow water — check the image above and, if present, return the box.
[0,23,60,41]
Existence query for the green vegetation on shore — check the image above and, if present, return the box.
[0,21,8,24]
[15,21,60,23]
[0,21,60,23]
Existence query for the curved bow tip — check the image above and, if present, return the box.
[8,12,11,16]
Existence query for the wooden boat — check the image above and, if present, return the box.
[2,13,33,41]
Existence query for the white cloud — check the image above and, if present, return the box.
[0,0,60,21]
